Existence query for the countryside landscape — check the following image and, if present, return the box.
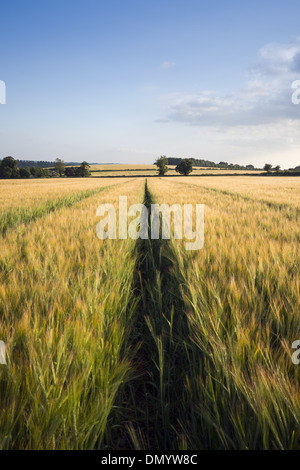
[0,158,299,450]
[1,0,300,455]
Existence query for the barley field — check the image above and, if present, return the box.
[89,164,262,178]
[0,175,299,450]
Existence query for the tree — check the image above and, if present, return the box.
[0,156,20,178]
[54,158,65,176]
[274,165,281,173]
[65,167,77,177]
[64,162,91,177]
[155,156,169,176]
[30,166,38,176]
[19,167,31,178]
[30,166,50,178]
[175,159,194,176]
[76,161,90,177]
[264,163,273,173]
[41,168,50,178]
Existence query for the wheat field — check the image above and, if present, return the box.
[0,175,299,449]
[89,164,262,178]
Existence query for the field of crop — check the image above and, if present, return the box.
[0,178,128,210]
[174,176,300,208]
[0,175,299,450]
[145,177,300,449]
[90,164,263,178]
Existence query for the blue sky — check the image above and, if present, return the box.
[1,0,300,167]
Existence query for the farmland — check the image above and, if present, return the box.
[0,175,299,449]
[89,164,263,178]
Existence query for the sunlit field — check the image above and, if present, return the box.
[173,176,300,208]
[89,164,263,178]
[0,178,130,210]
[146,176,300,449]
[0,177,143,449]
[0,175,299,449]
[0,178,134,235]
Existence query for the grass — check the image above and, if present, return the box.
[145,177,300,449]
[0,182,129,235]
[173,176,300,208]
[0,177,125,210]
[0,179,144,449]
[111,181,191,450]
[0,175,299,449]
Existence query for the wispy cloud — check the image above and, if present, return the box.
[161,87,299,127]
[160,61,176,69]
[251,38,300,76]
[158,39,300,128]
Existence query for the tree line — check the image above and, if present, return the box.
[155,156,194,176]
[17,160,82,169]
[0,157,91,179]
[155,157,299,176]
[155,156,258,176]
[167,157,259,170]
